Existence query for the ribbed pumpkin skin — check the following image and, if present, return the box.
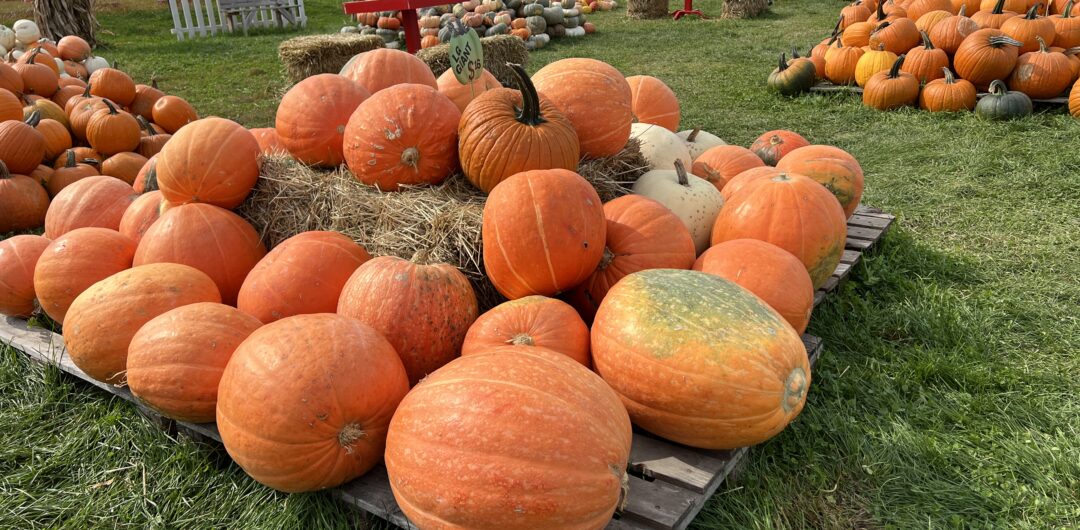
[63,263,221,384]
[338,256,479,386]
[592,269,811,449]
[339,48,438,94]
[694,239,815,334]
[0,89,23,122]
[44,176,136,239]
[238,231,371,323]
[34,227,137,324]
[276,74,371,167]
[385,346,632,530]
[930,11,981,54]
[720,166,784,202]
[0,165,49,233]
[1007,42,1074,98]
[343,84,461,191]
[155,117,260,209]
[0,118,46,175]
[0,62,25,95]
[749,130,811,166]
[711,173,848,289]
[565,195,696,322]
[691,145,767,191]
[126,303,262,423]
[437,67,501,112]
[118,190,162,244]
[482,169,606,299]
[462,295,591,366]
[88,68,136,106]
[134,203,267,305]
[920,69,979,111]
[217,314,409,493]
[129,83,164,120]
[0,235,51,318]
[626,75,680,132]
[532,58,633,158]
[47,157,99,196]
[775,145,865,218]
[954,29,1022,89]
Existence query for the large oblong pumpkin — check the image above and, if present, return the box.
[626,75,681,132]
[43,175,136,239]
[461,296,591,366]
[134,203,267,305]
[154,117,260,209]
[0,235,52,318]
[34,227,137,324]
[711,173,847,289]
[592,269,811,449]
[775,144,865,218]
[339,48,438,94]
[238,231,371,323]
[532,58,633,158]
[276,74,370,167]
[482,169,606,299]
[126,302,262,423]
[386,346,632,530]
[343,84,460,191]
[217,313,409,492]
[337,256,479,386]
[63,263,221,384]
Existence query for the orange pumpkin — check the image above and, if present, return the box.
[0,235,52,317]
[972,0,1020,28]
[33,227,137,324]
[1071,76,1080,116]
[776,144,864,218]
[691,145,766,191]
[129,81,164,120]
[711,173,848,289]
[44,175,135,238]
[0,113,46,175]
[276,74,370,167]
[249,127,287,155]
[954,28,1024,89]
[132,155,157,193]
[532,58,634,158]
[565,195,697,322]
[0,161,49,234]
[50,84,85,110]
[0,88,21,122]
[151,95,198,133]
[749,130,810,166]
[238,231,371,323]
[343,83,460,191]
[920,67,979,110]
[118,190,163,244]
[720,166,785,202]
[902,31,951,83]
[101,152,148,185]
[1001,4,1059,52]
[482,169,606,299]
[57,36,91,62]
[845,20,876,47]
[421,34,441,48]
[339,48,438,94]
[12,55,59,98]
[626,75,681,132]
[1050,0,1080,48]
[0,62,23,95]
[931,5,984,54]
[88,67,136,106]
[127,303,262,422]
[436,67,501,113]
[916,9,954,33]
[461,296,591,366]
[48,150,100,196]
[869,18,923,53]
[385,346,631,528]
[68,95,109,142]
[155,117,260,209]
[841,1,873,28]
[694,239,815,334]
[136,116,171,158]
[30,117,71,166]
[591,269,810,449]
[337,256,479,386]
[63,263,222,384]
[1007,36,1075,97]
[825,37,866,84]
[85,100,141,156]
[906,0,954,20]
[134,203,267,305]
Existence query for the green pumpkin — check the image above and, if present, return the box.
[975,80,1032,120]
[767,53,816,97]
[525,15,547,34]
[485,23,509,36]
[438,25,454,43]
[542,5,564,25]
[521,3,543,16]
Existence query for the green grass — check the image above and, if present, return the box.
[3,0,1080,528]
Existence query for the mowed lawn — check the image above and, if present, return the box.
[2,0,1079,528]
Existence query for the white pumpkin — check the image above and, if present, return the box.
[13,20,41,46]
[84,55,109,75]
[9,49,23,62]
[631,160,724,254]
[0,25,14,50]
[677,129,727,161]
[54,57,65,71]
[631,123,692,171]
[340,26,359,33]
[0,44,6,59]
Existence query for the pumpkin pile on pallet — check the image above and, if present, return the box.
[769,0,1080,118]
[2,47,871,529]
[346,0,604,51]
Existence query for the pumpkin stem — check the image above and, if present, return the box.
[777,52,789,72]
[1025,2,1041,18]
[673,159,690,187]
[597,246,615,271]
[889,54,906,78]
[992,0,1006,14]
[941,67,955,84]
[25,110,42,128]
[136,115,156,136]
[875,0,885,21]
[508,333,536,346]
[83,158,101,168]
[338,423,366,453]
[920,30,934,50]
[686,128,700,142]
[791,46,801,59]
[1064,0,1074,18]
[144,164,159,191]
[506,62,546,126]
[831,14,844,37]
[988,35,1023,48]
[958,4,967,16]
[150,77,159,90]
[63,150,76,168]
[0,160,10,179]
[1036,35,1048,53]
[988,79,1008,95]
[102,99,120,115]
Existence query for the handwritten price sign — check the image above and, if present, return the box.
[449,21,484,85]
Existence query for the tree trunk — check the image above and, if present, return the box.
[627,0,669,19]
[33,0,98,46]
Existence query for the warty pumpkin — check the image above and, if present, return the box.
[339,48,438,94]
[276,74,370,167]
[63,263,221,384]
[855,44,899,87]
[118,190,162,243]
[0,111,46,174]
[44,175,135,238]
[0,161,49,233]
[565,194,697,322]
[385,346,632,529]
[775,144,865,218]
[824,37,866,84]
[750,130,811,166]
[134,202,267,305]
[33,227,137,323]
[151,95,198,133]
[85,100,140,156]
[0,235,51,318]
[482,168,606,299]
[238,231,371,323]
[711,172,847,289]
[155,117,260,209]
[532,57,634,158]
[691,144,767,191]
[920,67,978,110]
[1050,0,1080,47]
[436,67,500,113]
[458,63,579,193]
[768,52,817,95]
[127,302,262,423]
[343,83,460,191]
[592,268,810,449]
[869,18,923,53]
[954,28,1023,88]
[1002,3,1058,52]
[694,239,816,334]
[1007,35,1075,96]
[461,296,591,365]
[626,74,681,131]
[932,5,983,54]
[48,150,99,196]
[631,160,724,254]
[87,67,135,106]
[972,0,1020,28]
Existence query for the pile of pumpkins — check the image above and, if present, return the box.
[346,0,604,51]
[1,47,868,530]
[769,0,1080,119]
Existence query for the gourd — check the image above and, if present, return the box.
[0,235,51,318]
[630,123,692,171]
[543,4,564,24]
[277,74,371,167]
[565,26,586,37]
[769,52,817,95]
[461,296,591,365]
[631,160,723,254]
[33,227,137,324]
[526,15,547,33]
[43,175,135,238]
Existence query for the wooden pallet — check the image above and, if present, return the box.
[809,82,1069,105]
[812,204,895,308]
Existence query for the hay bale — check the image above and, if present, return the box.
[627,0,668,19]
[237,140,647,311]
[278,34,385,84]
[723,0,770,19]
[417,35,529,86]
